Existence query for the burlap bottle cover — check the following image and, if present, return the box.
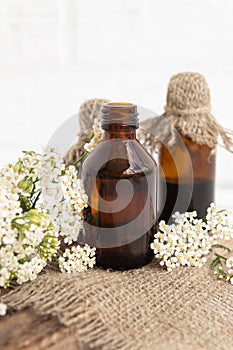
[65,98,110,166]
[64,73,233,166]
[162,72,233,149]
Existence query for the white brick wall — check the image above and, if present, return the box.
[0,0,233,207]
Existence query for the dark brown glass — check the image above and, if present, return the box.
[158,134,216,223]
[80,103,157,270]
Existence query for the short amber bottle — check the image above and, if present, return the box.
[80,102,157,270]
[158,134,216,223]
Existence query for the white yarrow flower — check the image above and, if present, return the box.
[58,244,96,273]
[84,119,103,153]
[152,210,213,271]
[206,203,233,240]
[153,203,233,284]
[0,151,60,287]
[41,149,88,245]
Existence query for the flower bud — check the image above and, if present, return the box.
[18,176,33,194]
[13,161,23,174]
[25,209,41,225]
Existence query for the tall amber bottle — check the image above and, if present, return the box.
[80,102,157,270]
[158,134,216,222]
[156,72,220,223]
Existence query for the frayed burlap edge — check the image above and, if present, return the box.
[163,110,233,151]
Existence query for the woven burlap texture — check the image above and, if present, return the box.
[138,72,233,155]
[3,249,233,350]
[162,72,233,150]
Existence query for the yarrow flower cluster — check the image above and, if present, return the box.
[58,244,96,273]
[211,246,233,285]
[84,119,103,153]
[151,211,213,272]
[212,257,233,285]
[0,146,96,290]
[151,204,233,277]
[202,203,233,285]
[0,152,59,287]
[41,149,88,244]
[206,203,233,240]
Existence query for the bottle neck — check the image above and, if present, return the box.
[103,125,136,140]
[101,102,138,140]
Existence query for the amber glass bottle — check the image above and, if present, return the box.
[158,134,216,223]
[80,102,157,270]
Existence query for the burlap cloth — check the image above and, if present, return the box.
[2,241,233,350]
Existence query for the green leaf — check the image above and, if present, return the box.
[211,244,231,253]
[89,130,95,140]
[214,253,227,261]
[19,194,31,212]
[211,258,220,269]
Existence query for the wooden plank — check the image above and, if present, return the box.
[0,308,88,350]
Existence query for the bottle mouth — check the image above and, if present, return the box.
[103,102,136,108]
[101,102,139,128]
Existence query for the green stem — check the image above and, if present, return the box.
[89,130,94,140]
[211,244,231,253]
[214,253,227,261]
[31,190,41,209]
[72,152,89,166]
[30,183,36,199]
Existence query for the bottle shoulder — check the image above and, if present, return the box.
[81,139,157,178]
[158,132,216,181]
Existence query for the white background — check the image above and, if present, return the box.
[0,0,233,208]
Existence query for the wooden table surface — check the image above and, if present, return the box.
[0,307,87,350]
